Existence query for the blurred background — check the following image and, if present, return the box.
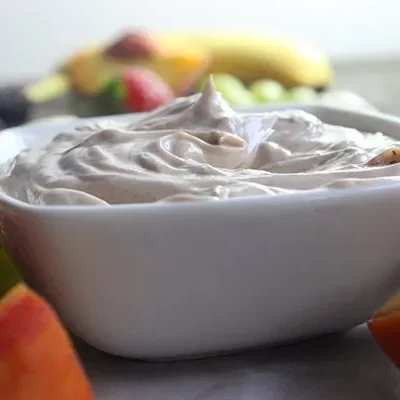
[0,0,399,127]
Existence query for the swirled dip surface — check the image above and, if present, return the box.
[1,81,400,206]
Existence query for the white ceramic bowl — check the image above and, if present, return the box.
[2,105,400,361]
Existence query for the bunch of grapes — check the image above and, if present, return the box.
[207,74,319,107]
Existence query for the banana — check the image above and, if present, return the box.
[157,33,334,88]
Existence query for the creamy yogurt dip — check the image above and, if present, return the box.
[1,80,400,206]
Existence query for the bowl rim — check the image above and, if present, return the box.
[2,103,400,215]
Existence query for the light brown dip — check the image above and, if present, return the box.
[1,80,400,206]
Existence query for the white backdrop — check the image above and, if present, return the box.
[1,0,399,81]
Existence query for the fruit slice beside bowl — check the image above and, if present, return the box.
[0,282,93,399]
[368,291,400,369]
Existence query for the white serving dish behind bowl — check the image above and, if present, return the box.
[1,105,400,361]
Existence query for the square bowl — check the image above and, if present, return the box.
[1,105,400,360]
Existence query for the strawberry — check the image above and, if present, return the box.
[123,67,175,112]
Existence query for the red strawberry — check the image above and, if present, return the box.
[123,67,175,112]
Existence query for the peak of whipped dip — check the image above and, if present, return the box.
[1,79,400,206]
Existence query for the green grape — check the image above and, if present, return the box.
[249,80,286,104]
[288,87,319,103]
[207,74,255,106]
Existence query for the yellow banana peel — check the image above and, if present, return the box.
[157,33,334,88]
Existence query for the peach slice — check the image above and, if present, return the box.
[0,283,94,400]
[368,291,400,369]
